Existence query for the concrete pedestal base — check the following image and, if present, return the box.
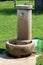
[0,53,40,65]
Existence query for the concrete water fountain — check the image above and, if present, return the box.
[0,5,40,65]
[6,5,35,57]
[6,5,40,65]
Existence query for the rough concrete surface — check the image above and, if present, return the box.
[0,52,39,65]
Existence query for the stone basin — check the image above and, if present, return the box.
[6,39,35,57]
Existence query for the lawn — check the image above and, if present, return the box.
[0,1,34,48]
[0,1,43,65]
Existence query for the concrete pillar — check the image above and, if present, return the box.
[16,5,32,40]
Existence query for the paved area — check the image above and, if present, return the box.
[0,52,39,65]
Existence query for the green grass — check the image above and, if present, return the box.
[0,1,43,65]
[0,1,34,48]
[0,1,17,48]
[32,10,43,48]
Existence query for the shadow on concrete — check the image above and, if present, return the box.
[0,48,6,53]
[0,48,31,59]
[0,8,17,15]
[0,49,14,59]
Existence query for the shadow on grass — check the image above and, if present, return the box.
[0,8,17,15]
[0,8,43,15]
[0,48,6,53]
[34,37,43,40]
[32,9,43,15]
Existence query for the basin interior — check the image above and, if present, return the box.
[9,39,32,45]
